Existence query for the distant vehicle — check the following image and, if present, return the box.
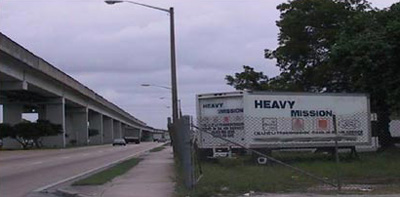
[112,138,126,146]
[124,127,141,144]
[0,139,3,148]
[153,133,163,142]
[158,138,167,143]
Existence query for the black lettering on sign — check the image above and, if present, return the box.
[203,103,224,108]
[254,100,295,109]
[291,110,333,117]
[218,108,244,114]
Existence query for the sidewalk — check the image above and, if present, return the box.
[64,145,175,197]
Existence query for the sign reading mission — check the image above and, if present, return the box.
[254,100,333,117]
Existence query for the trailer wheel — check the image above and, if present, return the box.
[251,148,272,164]
[257,157,268,165]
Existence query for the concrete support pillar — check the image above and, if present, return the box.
[89,111,103,145]
[120,123,124,138]
[118,122,122,139]
[65,111,74,145]
[40,98,66,148]
[142,129,150,142]
[65,106,88,146]
[75,107,88,146]
[139,129,143,141]
[2,104,23,148]
[37,105,46,120]
[121,123,126,138]
[113,120,122,139]
[103,116,113,144]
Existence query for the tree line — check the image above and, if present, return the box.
[0,120,62,149]
[226,0,400,148]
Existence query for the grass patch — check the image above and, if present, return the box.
[177,148,400,197]
[150,146,165,152]
[73,157,142,185]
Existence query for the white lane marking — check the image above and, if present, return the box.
[60,156,71,159]
[31,161,43,165]
[33,143,163,192]
[81,153,89,156]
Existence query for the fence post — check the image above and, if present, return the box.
[167,117,177,157]
[333,114,342,191]
[181,115,194,189]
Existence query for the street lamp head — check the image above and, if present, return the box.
[141,84,151,87]
[105,0,123,5]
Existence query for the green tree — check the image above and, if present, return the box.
[329,3,400,147]
[225,65,269,90]
[264,0,371,92]
[226,0,400,148]
[13,120,62,149]
[0,123,14,139]
[35,119,63,148]
[225,65,302,91]
[12,122,35,149]
[228,0,371,92]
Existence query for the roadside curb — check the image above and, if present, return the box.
[55,189,88,197]
[33,142,169,197]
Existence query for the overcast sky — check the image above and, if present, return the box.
[0,0,397,129]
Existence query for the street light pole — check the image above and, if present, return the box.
[105,0,179,124]
[169,7,179,124]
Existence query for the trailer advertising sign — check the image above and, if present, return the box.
[243,92,371,148]
[197,93,245,148]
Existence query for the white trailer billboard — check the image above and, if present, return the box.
[243,92,371,148]
[196,92,245,149]
[196,91,371,151]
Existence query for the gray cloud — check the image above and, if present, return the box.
[0,0,396,128]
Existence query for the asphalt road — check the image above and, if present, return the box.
[0,142,161,197]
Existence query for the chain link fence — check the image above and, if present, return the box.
[197,113,370,151]
[389,118,400,143]
[189,112,394,193]
[169,116,202,190]
[172,112,400,194]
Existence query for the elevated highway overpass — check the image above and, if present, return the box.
[0,32,154,148]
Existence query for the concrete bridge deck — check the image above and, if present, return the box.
[0,32,154,148]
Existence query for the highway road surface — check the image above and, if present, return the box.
[0,142,161,197]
